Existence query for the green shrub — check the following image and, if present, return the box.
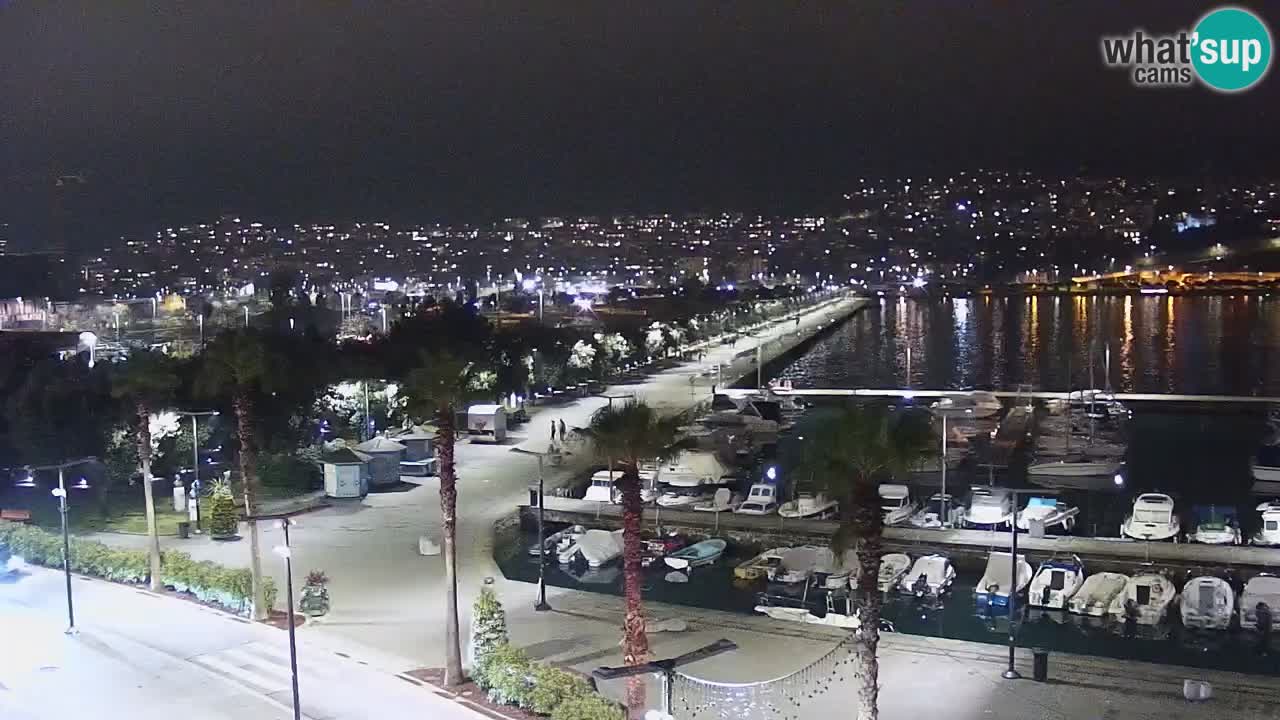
[206,488,238,537]
[258,452,322,493]
[527,664,593,716]
[0,519,275,617]
[477,644,533,707]
[550,694,625,720]
[469,584,508,669]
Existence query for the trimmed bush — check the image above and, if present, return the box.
[206,487,239,537]
[550,694,625,720]
[527,664,593,716]
[469,583,508,668]
[478,643,534,707]
[0,520,276,617]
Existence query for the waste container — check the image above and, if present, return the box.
[177,521,191,539]
[1032,648,1049,682]
[528,486,539,506]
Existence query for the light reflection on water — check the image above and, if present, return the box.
[778,295,1280,395]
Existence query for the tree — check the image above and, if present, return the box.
[195,329,276,620]
[580,401,682,714]
[403,350,491,686]
[796,403,932,720]
[468,583,508,669]
[109,350,180,591]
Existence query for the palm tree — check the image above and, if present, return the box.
[797,403,932,720]
[109,349,179,591]
[581,401,682,713]
[196,329,273,621]
[403,350,489,687]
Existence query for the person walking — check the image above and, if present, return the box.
[558,419,567,443]
[550,420,557,444]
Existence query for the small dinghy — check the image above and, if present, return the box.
[899,554,956,597]
[1028,557,1085,610]
[975,552,1033,610]
[779,492,839,519]
[528,525,585,557]
[1108,573,1178,625]
[663,538,727,570]
[877,553,912,592]
[1067,572,1129,617]
[734,547,787,581]
[1239,575,1280,630]
[1179,576,1235,630]
[768,546,820,585]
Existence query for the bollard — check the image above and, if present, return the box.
[1032,648,1049,682]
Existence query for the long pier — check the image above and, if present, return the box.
[722,387,1280,404]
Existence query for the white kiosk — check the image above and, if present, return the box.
[467,404,508,443]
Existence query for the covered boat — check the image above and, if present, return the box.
[528,524,585,557]
[813,548,860,590]
[899,554,956,597]
[1120,493,1180,541]
[878,484,917,526]
[877,553,912,592]
[692,488,744,513]
[663,538,727,570]
[779,492,838,519]
[974,552,1033,610]
[1016,497,1079,533]
[1028,557,1085,610]
[1179,576,1235,630]
[656,488,708,508]
[1239,575,1280,630]
[1067,572,1129,617]
[559,529,624,567]
[964,487,1013,528]
[653,450,734,488]
[1107,574,1178,625]
[768,545,820,585]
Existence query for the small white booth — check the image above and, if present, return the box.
[355,436,406,488]
[321,447,370,499]
[467,404,508,443]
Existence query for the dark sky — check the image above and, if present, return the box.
[2,1,1279,245]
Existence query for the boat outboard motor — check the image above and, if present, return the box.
[1258,602,1273,654]
[912,573,929,598]
[1041,586,1052,606]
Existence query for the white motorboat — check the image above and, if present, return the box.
[1068,388,1113,407]
[754,602,860,630]
[899,554,956,597]
[1180,576,1235,630]
[1187,505,1241,545]
[1107,573,1178,625]
[1067,572,1129,617]
[656,488,709,508]
[877,553,911,592]
[931,390,1002,419]
[1239,575,1280,630]
[778,492,838,519]
[964,487,1013,528]
[559,529,624,567]
[734,483,780,515]
[528,524,586,557]
[908,493,965,529]
[1028,557,1085,610]
[1252,501,1280,546]
[974,552,1033,610]
[767,546,820,585]
[1027,457,1122,478]
[1120,493,1180,541]
[813,548,860,590]
[698,397,781,435]
[583,470,658,503]
[878,484,917,527]
[1016,497,1079,533]
[692,488,744,513]
[652,450,734,488]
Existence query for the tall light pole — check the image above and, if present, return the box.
[260,512,303,720]
[513,447,552,611]
[20,457,96,633]
[176,411,219,532]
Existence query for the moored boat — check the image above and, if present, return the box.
[1067,572,1129,617]
[663,538,727,570]
[734,547,787,581]
[877,553,912,592]
[1239,575,1280,630]
[1180,576,1235,630]
[1028,557,1085,610]
[878,484,917,527]
[974,551,1032,610]
[1120,493,1180,541]
[899,554,956,597]
[778,492,838,519]
[1107,573,1178,625]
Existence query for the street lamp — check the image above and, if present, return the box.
[512,447,552,611]
[260,512,303,720]
[999,487,1059,681]
[175,410,219,531]
[20,457,96,633]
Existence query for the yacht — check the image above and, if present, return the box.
[778,492,839,519]
[964,487,1013,528]
[1120,493,1181,541]
[899,554,956,597]
[931,390,1002,419]
[1239,575,1280,630]
[1028,557,1085,610]
[734,483,780,515]
[1179,576,1235,631]
[877,553,912,592]
[1016,497,1079,533]
[650,450,734,488]
[1107,574,1178,625]
[1187,505,1241,545]
[974,552,1033,610]
[1067,572,1129,617]
[1252,501,1280,546]
[878,484,917,526]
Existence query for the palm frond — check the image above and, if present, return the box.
[581,400,682,466]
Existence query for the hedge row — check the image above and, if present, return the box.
[473,643,624,720]
[0,520,277,617]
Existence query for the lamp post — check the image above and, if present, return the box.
[260,512,302,720]
[999,487,1058,681]
[21,457,96,633]
[929,405,974,528]
[512,448,552,611]
[176,410,219,532]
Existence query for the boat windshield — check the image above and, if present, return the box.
[1134,509,1170,524]
[1199,584,1215,608]
[1049,571,1066,590]
[1267,520,1279,531]
[1136,585,1151,605]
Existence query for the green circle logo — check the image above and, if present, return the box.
[1192,7,1272,92]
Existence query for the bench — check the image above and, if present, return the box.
[0,509,32,522]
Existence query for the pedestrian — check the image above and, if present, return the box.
[550,420,557,443]
[559,419,567,443]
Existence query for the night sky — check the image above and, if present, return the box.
[2,1,1278,245]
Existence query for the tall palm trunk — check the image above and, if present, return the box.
[136,402,163,591]
[234,392,267,621]
[848,476,885,720]
[437,407,464,686]
[617,465,649,714]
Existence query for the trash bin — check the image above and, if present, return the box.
[1032,648,1049,682]
[528,486,539,506]
[177,521,191,539]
